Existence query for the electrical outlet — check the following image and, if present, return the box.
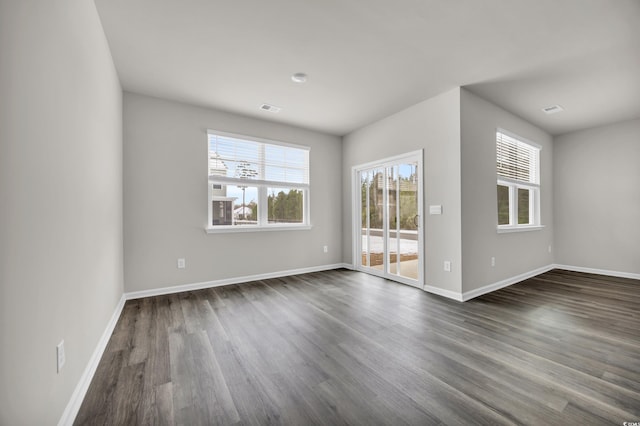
[491,257,495,267]
[323,245,328,253]
[56,340,65,373]
[177,258,186,269]
[443,261,451,272]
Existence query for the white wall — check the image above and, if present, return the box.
[342,88,463,294]
[460,89,554,293]
[554,118,640,275]
[0,1,123,424]
[123,93,343,292]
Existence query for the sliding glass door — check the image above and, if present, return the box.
[355,151,423,288]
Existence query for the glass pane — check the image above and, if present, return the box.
[209,136,261,180]
[387,166,398,275]
[497,185,510,225]
[265,145,308,184]
[361,172,369,267]
[211,199,233,226]
[518,188,530,225]
[232,186,258,225]
[265,165,306,184]
[267,188,304,224]
[396,162,419,280]
[211,185,258,226]
[209,134,309,184]
[368,169,384,268]
[357,158,421,285]
[496,131,538,184]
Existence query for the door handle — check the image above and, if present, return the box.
[414,215,420,228]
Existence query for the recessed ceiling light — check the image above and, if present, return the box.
[260,103,281,113]
[291,73,308,83]
[542,105,564,114]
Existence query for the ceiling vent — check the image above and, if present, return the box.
[542,105,564,114]
[291,72,308,83]
[260,103,282,113]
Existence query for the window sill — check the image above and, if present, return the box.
[497,225,545,234]
[206,224,312,234]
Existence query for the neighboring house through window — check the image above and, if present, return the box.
[207,130,310,232]
[496,129,542,232]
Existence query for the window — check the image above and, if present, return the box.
[496,129,541,232]
[207,130,310,232]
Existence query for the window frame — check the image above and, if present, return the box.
[206,130,311,233]
[496,128,543,233]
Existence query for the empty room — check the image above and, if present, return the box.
[2,0,640,424]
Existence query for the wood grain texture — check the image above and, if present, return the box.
[74,268,640,425]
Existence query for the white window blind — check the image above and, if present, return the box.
[208,131,309,187]
[496,130,539,184]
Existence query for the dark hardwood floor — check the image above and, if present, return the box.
[75,268,640,425]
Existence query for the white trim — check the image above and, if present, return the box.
[553,264,640,281]
[58,294,126,426]
[351,168,360,276]
[207,128,310,151]
[497,176,541,188]
[351,150,424,289]
[125,263,348,300]
[390,273,423,289]
[206,224,312,234]
[423,285,464,302]
[433,263,639,303]
[340,262,355,270]
[462,264,555,301]
[351,149,424,171]
[208,176,310,189]
[497,225,545,233]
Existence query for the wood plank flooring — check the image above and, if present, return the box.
[75,269,640,425]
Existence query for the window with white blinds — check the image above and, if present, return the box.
[496,129,542,231]
[207,130,310,232]
[496,130,539,184]
[208,132,309,186]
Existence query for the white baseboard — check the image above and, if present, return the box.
[553,264,640,280]
[423,265,555,302]
[58,294,126,426]
[453,263,637,302]
[423,285,464,302]
[125,263,349,300]
[461,264,555,301]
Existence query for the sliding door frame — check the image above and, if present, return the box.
[351,150,424,288]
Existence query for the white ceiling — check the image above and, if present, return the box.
[94,0,640,136]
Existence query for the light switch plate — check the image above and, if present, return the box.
[429,205,442,215]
